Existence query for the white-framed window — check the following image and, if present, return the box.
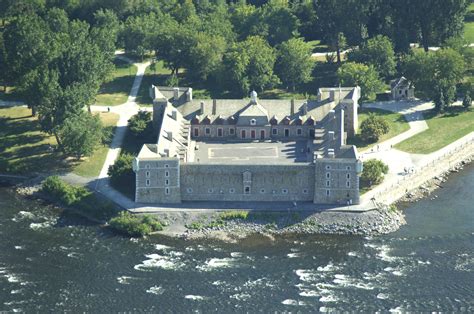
[165,164,169,168]
[165,171,169,177]
[194,128,199,137]
[346,181,351,188]
[146,164,151,169]
[187,188,193,194]
[165,179,169,185]
[326,165,331,170]
[217,128,223,137]
[229,188,235,194]
[326,180,330,187]
[260,189,265,194]
[284,128,290,137]
[346,166,351,170]
[250,119,256,126]
[297,128,302,135]
[205,128,210,135]
[326,172,330,179]
[165,187,170,195]
[326,190,330,196]
[282,189,288,194]
[347,173,350,179]
[146,179,150,186]
[208,188,214,194]
[272,128,278,135]
[303,189,308,194]
[146,171,150,178]
[229,128,235,135]
[244,186,251,194]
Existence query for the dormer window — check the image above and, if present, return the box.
[250,119,257,126]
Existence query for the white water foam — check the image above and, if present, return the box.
[229,293,251,301]
[377,293,389,300]
[230,252,243,258]
[155,244,171,250]
[117,276,134,285]
[146,285,164,295]
[134,253,184,271]
[185,295,205,301]
[299,290,320,297]
[196,257,237,271]
[295,269,315,282]
[317,262,338,272]
[29,220,56,230]
[319,295,338,303]
[281,299,306,306]
[14,246,24,250]
[287,253,301,258]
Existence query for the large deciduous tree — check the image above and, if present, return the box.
[275,38,314,91]
[348,35,396,78]
[222,36,280,96]
[337,62,384,101]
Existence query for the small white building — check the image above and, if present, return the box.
[391,77,415,100]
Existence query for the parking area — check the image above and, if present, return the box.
[193,140,310,164]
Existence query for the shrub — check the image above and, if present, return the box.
[463,92,472,110]
[109,211,163,237]
[219,210,249,220]
[128,111,153,138]
[361,159,389,187]
[186,221,204,230]
[108,153,135,192]
[360,113,390,143]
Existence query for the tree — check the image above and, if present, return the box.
[128,111,154,141]
[348,35,396,78]
[360,113,390,143]
[108,153,135,189]
[187,33,226,81]
[57,112,104,160]
[222,36,279,96]
[121,12,160,60]
[337,62,384,101]
[463,92,472,110]
[401,48,465,106]
[260,0,299,46]
[275,38,314,91]
[361,159,389,187]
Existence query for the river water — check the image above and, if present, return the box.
[1,166,473,312]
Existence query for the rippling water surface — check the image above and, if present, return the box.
[1,165,473,312]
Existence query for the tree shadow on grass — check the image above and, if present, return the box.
[98,75,136,96]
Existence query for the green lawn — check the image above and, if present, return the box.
[0,86,21,101]
[0,107,68,174]
[95,58,137,106]
[347,108,410,151]
[395,107,474,154]
[464,22,474,43]
[72,112,119,178]
[136,61,172,106]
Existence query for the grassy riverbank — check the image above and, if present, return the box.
[396,107,474,154]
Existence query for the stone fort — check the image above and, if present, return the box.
[132,86,363,205]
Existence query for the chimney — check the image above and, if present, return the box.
[200,101,205,115]
[291,99,295,115]
[303,101,308,115]
[167,131,173,141]
[171,110,178,121]
[164,148,170,157]
[186,88,193,101]
[173,87,179,101]
[328,131,335,140]
[328,149,335,158]
[212,99,217,115]
[329,110,335,119]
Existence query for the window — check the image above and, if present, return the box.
[347,173,351,179]
[260,189,265,194]
[187,188,193,194]
[284,129,290,137]
[241,130,246,139]
[326,190,330,196]
[229,188,235,194]
[146,164,151,169]
[346,181,351,188]
[205,128,210,135]
[326,165,331,170]
[250,119,256,126]
[346,166,351,170]
[146,171,150,178]
[282,189,288,194]
[217,128,223,137]
[297,128,302,135]
[208,188,214,194]
[146,179,150,186]
[165,171,169,177]
[244,186,251,194]
[272,128,278,135]
[326,172,330,179]
[303,189,308,194]
[326,180,330,187]
[165,187,170,195]
[229,128,235,135]
[165,179,169,185]
[194,128,199,137]
[165,164,169,168]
